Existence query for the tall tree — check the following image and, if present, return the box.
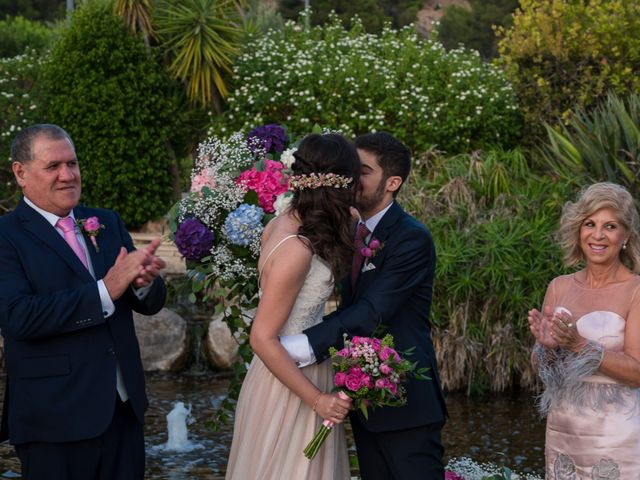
[114,0,154,47]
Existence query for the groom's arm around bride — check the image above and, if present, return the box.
[285,132,448,480]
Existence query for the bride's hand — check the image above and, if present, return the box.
[314,393,352,424]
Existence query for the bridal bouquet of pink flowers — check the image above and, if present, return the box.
[303,334,429,459]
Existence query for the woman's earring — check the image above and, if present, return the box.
[623,242,628,250]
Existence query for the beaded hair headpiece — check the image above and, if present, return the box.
[288,151,353,191]
[288,172,353,191]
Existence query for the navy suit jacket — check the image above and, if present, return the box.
[304,201,447,432]
[0,198,166,445]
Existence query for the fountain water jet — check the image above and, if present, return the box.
[163,401,203,452]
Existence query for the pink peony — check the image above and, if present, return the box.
[351,336,367,345]
[380,364,393,375]
[335,348,349,357]
[349,366,363,376]
[345,374,362,392]
[83,216,101,232]
[370,338,382,351]
[380,346,401,363]
[375,378,386,389]
[334,372,347,387]
[361,374,374,389]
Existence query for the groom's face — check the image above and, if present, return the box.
[356,148,388,218]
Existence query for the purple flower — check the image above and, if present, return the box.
[247,124,287,154]
[174,218,215,261]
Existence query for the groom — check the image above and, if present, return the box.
[282,132,447,479]
[0,124,166,479]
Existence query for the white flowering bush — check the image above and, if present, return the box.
[0,48,42,213]
[211,12,522,154]
[446,457,543,480]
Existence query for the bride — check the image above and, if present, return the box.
[225,133,359,479]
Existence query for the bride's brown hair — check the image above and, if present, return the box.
[290,133,359,276]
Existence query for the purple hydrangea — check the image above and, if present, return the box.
[247,124,287,154]
[174,218,215,261]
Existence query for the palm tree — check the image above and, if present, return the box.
[154,0,245,112]
[114,0,155,47]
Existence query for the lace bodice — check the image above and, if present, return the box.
[278,255,333,336]
[258,235,334,336]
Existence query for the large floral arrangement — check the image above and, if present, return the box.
[169,124,298,426]
[169,124,293,288]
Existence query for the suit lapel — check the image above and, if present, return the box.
[352,201,403,297]
[73,206,106,279]
[17,199,95,281]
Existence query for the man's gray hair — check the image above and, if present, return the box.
[10,124,75,164]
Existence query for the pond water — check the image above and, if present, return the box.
[0,372,545,479]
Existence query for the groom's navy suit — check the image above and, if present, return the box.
[305,201,447,479]
[0,199,165,470]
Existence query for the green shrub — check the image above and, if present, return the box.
[497,0,640,138]
[401,148,573,392]
[0,16,57,58]
[278,1,423,33]
[211,14,521,155]
[0,48,44,213]
[39,0,183,227]
[540,92,640,200]
[437,0,519,59]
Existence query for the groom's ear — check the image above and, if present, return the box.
[386,175,402,194]
[12,161,27,188]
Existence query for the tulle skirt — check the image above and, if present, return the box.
[225,355,349,480]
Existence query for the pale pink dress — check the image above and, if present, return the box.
[225,236,349,480]
[537,274,640,480]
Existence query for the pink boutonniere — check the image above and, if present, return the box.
[361,237,383,259]
[76,216,105,252]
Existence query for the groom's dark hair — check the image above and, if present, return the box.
[11,124,75,164]
[355,132,411,197]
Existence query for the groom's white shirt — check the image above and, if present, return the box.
[281,202,393,367]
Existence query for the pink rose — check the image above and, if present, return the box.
[389,382,397,395]
[335,348,349,357]
[360,247,372,257]
[375,379,386,389]
[370,338,381,351]
[334,372,347,387]
[345,374,362,392]
[445,471,465,480]
[380,364,393,375]
[351,336,366,345]
[83,216,101,232]
[190,168,217,192]
[349,366,362,376]
[368,238,380,249]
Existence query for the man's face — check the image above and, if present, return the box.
[356,148,389,218]
[12,135,81,216]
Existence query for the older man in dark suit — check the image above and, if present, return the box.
[283,132,447,479]
[0,124,166,479]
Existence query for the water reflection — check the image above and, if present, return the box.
[0,373,545,479]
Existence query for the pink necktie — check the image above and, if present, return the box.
[351,222,371,287]
[57,217,90,270]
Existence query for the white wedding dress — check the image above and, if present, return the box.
[225,235,350,480]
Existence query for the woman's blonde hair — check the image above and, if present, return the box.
[557,182,640,273]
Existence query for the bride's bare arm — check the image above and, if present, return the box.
[250,239,351,423]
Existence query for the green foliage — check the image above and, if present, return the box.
[39,0,183,227]
[497,0,640,139]
[0,15,58,58]
[212,14,522,154]
[0,0,65,22]
[278,0,423,33]
[401,148,574,392]
[540,92,640,200]
[114,0,154,47]
[0,48,44,214]
[437,0,518,59]
[154,0,245,110]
